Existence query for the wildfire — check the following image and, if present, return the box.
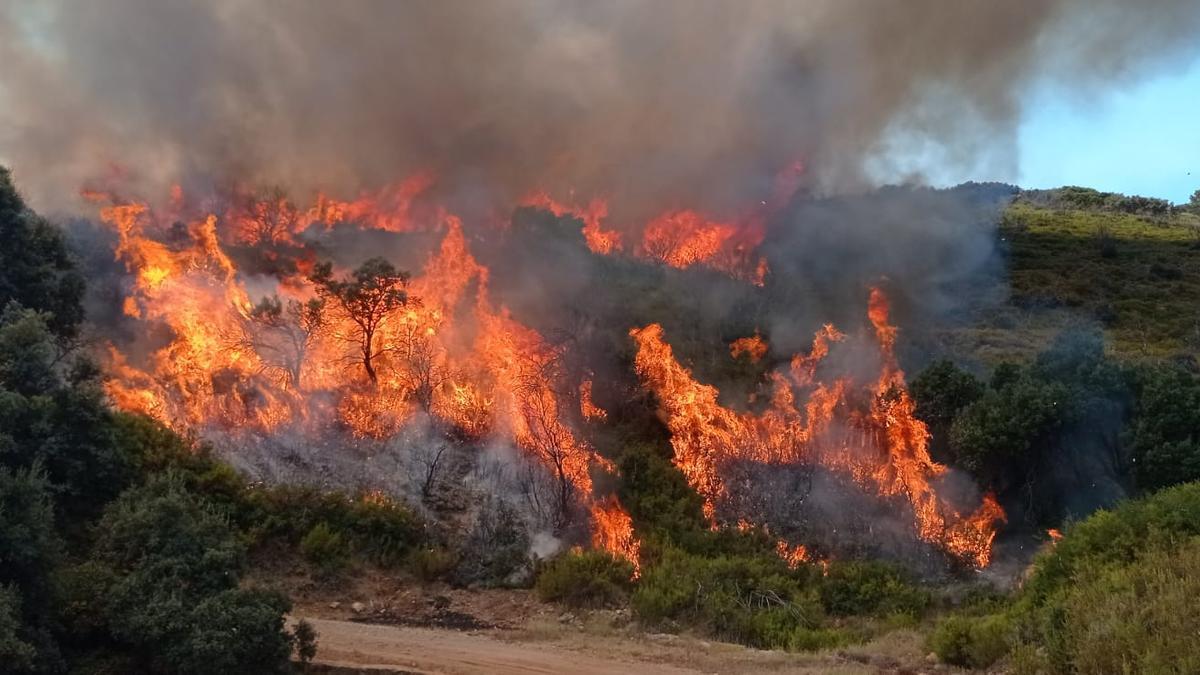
[87,184,640,566]
[84,166,997,572]
[630,288,1005,568]
[521,192,622,255]
[729,333,768,363]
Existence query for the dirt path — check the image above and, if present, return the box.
[293,617,701,674]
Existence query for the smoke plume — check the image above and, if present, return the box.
[2,1,1199,215]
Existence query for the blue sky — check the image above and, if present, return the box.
[1016,56,1200,204]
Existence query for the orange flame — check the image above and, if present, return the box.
[730,333,768,363]
[90,183,640,565]
[630,288,1005,568]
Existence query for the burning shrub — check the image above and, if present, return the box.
[535,550,635,608]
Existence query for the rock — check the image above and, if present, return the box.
[351,602,366,614]
[557,612,575,623]
[328,601,341,610]
[925,652,938,663]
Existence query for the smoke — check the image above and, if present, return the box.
[2,1,1199,216]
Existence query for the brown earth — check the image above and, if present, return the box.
[260,558,969,674]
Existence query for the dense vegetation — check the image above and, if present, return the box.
[929,482,1200,673]
[4,163,1200,670]
[0,168,427,673]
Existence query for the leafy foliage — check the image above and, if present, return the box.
[310,257,411,383]
[927,613,1013,669]
[300,522,349,577]
[632,547,828,650]
[88,475,298,674]
[1124,364,1200,491]
[933,482,1200,673]
[535,551,635,608]
[0,464,63,671]
[0,167,85,339]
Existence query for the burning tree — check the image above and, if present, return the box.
[238,295,326,390]
[233,186,300,245]
[388,313,454,413]
[309,257,412,385]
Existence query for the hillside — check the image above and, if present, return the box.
[933,191,1200,365]
[3,166,1200,674]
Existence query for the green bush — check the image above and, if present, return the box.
[300,522,349,577]
[818,561,930,617]
[94,475,298,674]
[1053,540,1200,675]
[632,547,826,650]
[1023,481,1200,602]
[535,551,634,608]
[237,484,425,566]
[927,614,1013,669]
[939,482,1200,673]
[408,547,458,582]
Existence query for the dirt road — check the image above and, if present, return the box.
[294,617,702,674]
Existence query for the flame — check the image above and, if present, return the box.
[1046,528,1063,543]
[521,192,622,254]
[729,332,768,363]
[630,288,1005,568]
[579,379,608,421]
[591,496,642,575]
[90,184,640,565]
[304,172,437,232]
[776,540,810,569]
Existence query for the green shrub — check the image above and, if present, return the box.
[818,561,929,617]
[788,626,854,652]
[300,522,348,577]
[535,551,634,608]
[945,482,1200,673]
[94,475,296,674]
[1034,538,1200,674]
[928,614,1013,669]
[291,618,318,666]
[452,498,531,587]
[1023,481,1200,602]
[238,484,425,566]
[632,547,825,650]
[408,547,458,582]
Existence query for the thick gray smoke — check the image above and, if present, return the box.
[2,1,1199,216]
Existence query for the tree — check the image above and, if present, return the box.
[390,317,453,412]
[1124,365,1200,491]
[93,475,299,674]
[0,464,63,672]
[0,167,86,340]
[240,295,325,390]
[949,373,1068,487]
[910,360,984,464]
[309,258,412,384]
[0,306,129,522]
[235,186,298,246]
[1188,188,1200,212]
